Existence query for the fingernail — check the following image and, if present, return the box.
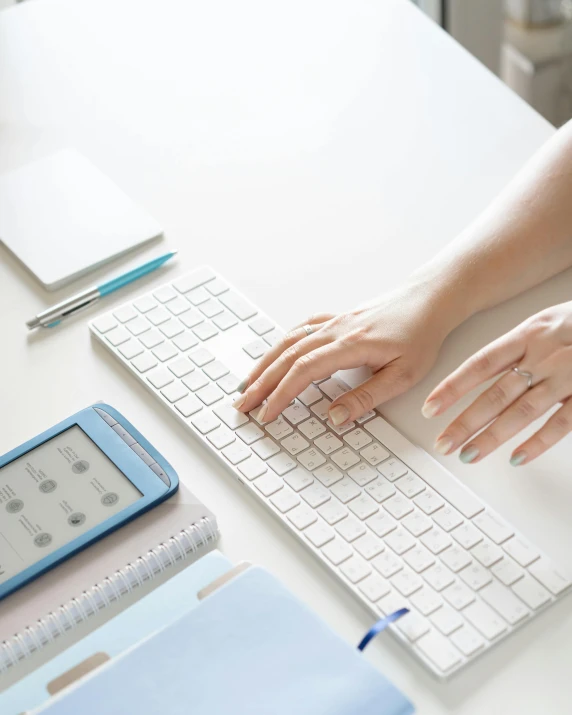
[232,394,247,411]
[422,399,440,418]
[510,451,527,467]
[434,436,454,455]
[459,446,480,464]
[257,404,268,423]
[329,405,350,426]
[236,377,249,394]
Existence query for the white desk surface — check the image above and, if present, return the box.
[1,0,571,711]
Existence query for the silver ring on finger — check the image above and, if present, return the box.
[302,324,314,336]
[512,366,534,389]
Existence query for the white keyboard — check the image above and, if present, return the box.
[89,266,571,678]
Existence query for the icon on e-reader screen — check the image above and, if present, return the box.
[72,460,90,474]
[101,492,119,507]
[5,499,24,513]
[39,479,57,494]
[34,533,53,548]
[67,512,86,527]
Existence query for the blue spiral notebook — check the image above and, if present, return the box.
[33,563,414,715]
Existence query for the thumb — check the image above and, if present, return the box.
[328,365,410,426]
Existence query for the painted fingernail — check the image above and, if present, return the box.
[510,451,527,467]
[232,394,247,411]
[236,377,249,394]
[422,400,440,418]
[257,404,268,423]
[329,405,350,426]
[459,446,479,464]
[434,436,454,455]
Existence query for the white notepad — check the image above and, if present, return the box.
[0,149,163,290]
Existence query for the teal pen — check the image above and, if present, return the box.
[26,251,177,329]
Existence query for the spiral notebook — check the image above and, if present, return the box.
[0,483,218,687]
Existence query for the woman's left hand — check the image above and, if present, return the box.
[423,302,572,466]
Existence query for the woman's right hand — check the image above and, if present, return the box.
[232,281,462,426]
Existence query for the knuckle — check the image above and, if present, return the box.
[292,353,314,376]
[552,411,571,434]
[282,343,301,365]
[514,398,536,420]
[487,381,508,408]
[451,418,471,440]
[347,386,374,413]
[472,349,492,374]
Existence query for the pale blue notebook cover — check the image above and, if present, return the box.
[37,566,415,715]
[1,551,232,715]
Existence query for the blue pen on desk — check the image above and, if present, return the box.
[26,251,177,330]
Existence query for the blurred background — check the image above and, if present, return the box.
[1,0,571,127]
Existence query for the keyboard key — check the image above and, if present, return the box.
[159,318,184,339]
[189,348,215,367]
[282,401,310,425]
[253,473,282,496]
[193,322,219,341]
[372,551,403,578]
[439,545,472,573]
[133,296,157,313]
[511,576,551,610]
[153,285,178,303]
[348,462,377,487]
[219,292,257,320]
[207,426,235,449]
[401,510,433,537]
[270,487,300,514]
[450,625,485,656]
[384,527,416,555]
[298,418,327,440]
[409,587,442,615]
[473,511,514,544]
[396,611,430,641]
[140,329,164,349]
[403,546,435,573]
[173,267,216,294]
[491,557,524,586]
[313,463,343,488]
[459,562,493,590]
[297,447,326,470]
[249,315,274,335]
[264,330,282,347]
[327,419,356,436]
[147,368,174,389]
[471,539,503,568]
[357,411,377,424]
[343,428,372,451]
[166,296,191,316]
[180,309,204,329]
[131,353,157,373]
[222,440,251,465]
[236,422,264,444]
[288,504,318,530]
[152,342,178,362]
[147,306,171,326]
[463,601,508,640]
[203,360,229,381]
[310,398,331,421]
[318,499,348,525]
[174,394,202,418]
[377,590,409,616]
[118,339,143,360]
[366,511,398,538]
[359,573,391,602]
[480,581,530,624]
[297,384,322,406]
[265,417,293,440]
[199,298,224,318]
[314,432,342,455]
[395,473,425,499]
[161,382,189,403]
[391,568,423,597]
[190,411,221,434]
[414,490,445,515]
[188,286,211,305]
[348,494,379,520]
[205,277,229,296]
[196,384,224,406]
[420,527,452,554]
[92,314,118,333]
[267,452,297,475]
[442,582,476,610]
[322,537,353,565]
[281,433,310,456]
[320,377,349,401]
[502,536,540,567]
[331,447,360,470]
[360,442,390,466]
[168,357,194,378]
[105,326,130,346]
[364,477,396,503]
[304,521,335,548]
[431,606,464,636]
[377,458,408,481]
[218,373,241,394]
[336,516,366,542]
[252,437,280,460]
[417,631,462,672]
[330,477,361,504]
[212,311,238,330]
[450,523,482,550]
[243,339,267,359]
[213,404,250,429]
[528,558,571,595]
[432,506,464,533]
[114,304,138,323]
[300,483,330,508]
[423,564,456,592]
[284,468,314,492]
[182,371,209,391]
[383,495,413,520]
[340,556,372,584]
[353,532,385,560]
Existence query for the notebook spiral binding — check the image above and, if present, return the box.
[0,516,218,675]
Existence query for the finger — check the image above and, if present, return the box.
[328,362,413,426]
[235,329,335,414]
[509,398,572,466]
[450,381,556,464]
[238,318,331,393]
[292,313,336,330]
[422,332,526,418]
[433,369,532,455]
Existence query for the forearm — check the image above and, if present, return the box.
[409,119,572,333]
